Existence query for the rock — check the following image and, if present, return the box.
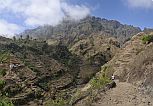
[106,81,116,89]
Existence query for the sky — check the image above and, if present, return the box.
[0,0,153,37]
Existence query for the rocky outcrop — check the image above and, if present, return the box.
[69,35,120,85]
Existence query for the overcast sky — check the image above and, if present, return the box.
[0,0,153,37]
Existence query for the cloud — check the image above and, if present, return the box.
[24,0,65,26]
[126,0,153,9]
[0,19,21,38]
[62,3,90,20]
[0,0,90,27]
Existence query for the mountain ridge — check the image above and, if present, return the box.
[19,16,141,45]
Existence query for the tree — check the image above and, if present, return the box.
[20,35,23,40]
[26,35,30,41]
[13,36,16,41]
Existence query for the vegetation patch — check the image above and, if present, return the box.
[0,51,10,63]
[0,97,14,106]
[142,35,153,44]
[24,61,39,73]
[3,84,22,97]
[0,80,6,89]
[0,69,7,77]
[90,66,111,89]
[45,98,68,106]
[38,82,48,91]
[90,76,111,89]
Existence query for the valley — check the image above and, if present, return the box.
[0,16,153,106]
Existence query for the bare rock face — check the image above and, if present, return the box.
[70,35,119,60]
[20,16,141,45]
[102,32,153,92]
[70,34,120,85]
[90,32,153,97]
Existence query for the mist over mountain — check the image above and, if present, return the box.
[20,16,141,44]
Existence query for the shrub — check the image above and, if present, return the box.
[0,80,6,89]
[0,69,7,77]
[0,51,10,63]
[38,82,48,91]
[0,97,14,106]
[142,35,153,44]
[45,98,67,106]
[24,62,39,73]
[3,84,22,97]
[90,76,111,89]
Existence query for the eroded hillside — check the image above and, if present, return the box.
[0,33,120,106]
[70,32,153,106]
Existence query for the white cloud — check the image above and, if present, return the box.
[62,3,90,20]
[0,19,21,38]
[0,0,90,27]
[126,0,153,9]
[24,0,65,26]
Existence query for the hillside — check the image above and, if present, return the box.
[0,33,120,106]
[1,16,153,106]
[70,32,153,106]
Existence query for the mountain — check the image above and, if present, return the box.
[144,28,153,34]
[20,16,141,45]
[1,16,153,106]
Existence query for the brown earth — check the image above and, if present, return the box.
[92,81,153,106]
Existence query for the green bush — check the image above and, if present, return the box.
[0,69,7,77]
[0,80,6,89]
[3,84,22,97]
[0,97,14,106]
[0,52,10,63]
[38,82,48,91]
[90,76,111,89]
[45,98,67,106]
[24,62,39,73]
[142,35,153,44]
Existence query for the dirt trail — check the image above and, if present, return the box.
[92,81,153,106]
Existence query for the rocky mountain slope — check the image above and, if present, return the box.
[0,33,120,106]
[1,16,153,106]
[70,32,153,106]
[20,16,141,45]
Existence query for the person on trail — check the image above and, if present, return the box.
[111,74,115,80]
[9,64,14,71]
